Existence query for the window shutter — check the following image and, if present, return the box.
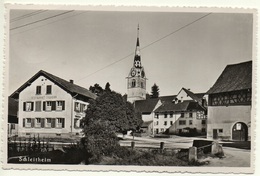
[23,118,25,127]
[23,102,26,111]
[41,118,45,128]
[62,118,65,128]
[31,102,34,111]
[31,118,35,128]
[74,102,77,111]
[80,104,83,112]
[51,118,56,128]
[62,101,65,110]
[43,102,46,111]
[52,101,56,110]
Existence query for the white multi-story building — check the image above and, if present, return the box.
[10,70,97,138]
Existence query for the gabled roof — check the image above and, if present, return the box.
[10,70,97,100]
[134,95,177,114]
[154,100,192,113]
[207,61,252,94]
[135,98,160,114]
[182,88,204,103]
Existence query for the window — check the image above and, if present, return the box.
[35,101,41,111]
[74,118,80,129]
[46,101,52,111]
[11,124,15,130]
[164,121,167,126]
[75,102,80,112]
[35,118,41,128]
[156,121,159,125]
[56,101,65,111]
[179,120,186,125]
[202,120,206,125]
[46,85,52,94]
[164,114,167,118]
[161,128,164,132]
[180,112,184,118]
[201,128,206,133]
[170,121,173,125]
[189,112,193,118]
[141,82,144,88]
[170,114,173,118]
[189,120,193,125]
[23,102,34,112]
[45,118,52,128]
[219,129,223,133]
[132,79,136,87]
[23,118,32,128]
[56,118,65,128]
[80,104,86,112]
[155,113,159,119]
[36,86,41,95]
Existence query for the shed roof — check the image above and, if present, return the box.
[207,61,252,94]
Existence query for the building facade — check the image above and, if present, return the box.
[207,61,252,141]
[10,70,97,138]
[154,88,207,135]
[127,25,147,103]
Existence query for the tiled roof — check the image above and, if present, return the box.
[154,100,192,113]
[8,97,18,117]
[134,95,177,113]
[10,70,97,100]
[182,88,205,103]
[207,61,252,94]
[141,120,153,128]
[135,98,160,113]
[8,97,18,123]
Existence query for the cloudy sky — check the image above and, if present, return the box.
[9,9,253,96]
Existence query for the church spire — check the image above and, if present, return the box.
[134,24,141,68]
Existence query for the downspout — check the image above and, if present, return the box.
[71,94,78,136]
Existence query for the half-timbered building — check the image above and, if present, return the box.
[207,61,252,141]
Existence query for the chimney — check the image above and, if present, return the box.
[69,80,74,84]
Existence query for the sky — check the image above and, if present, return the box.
[8,9,253,96]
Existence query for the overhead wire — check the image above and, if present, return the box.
[10,10,74,31]
[10,11,87,36]
[10,10,48,23]
[76,12,212,82]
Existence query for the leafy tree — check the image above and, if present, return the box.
[89,83,104,96]
[151,83,159,98]
[105,82,111,92]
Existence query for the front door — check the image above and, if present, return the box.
[213,129,218,139]
[232,122,248,141]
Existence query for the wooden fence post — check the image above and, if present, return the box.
[131,141,135,149]
[160,142,165,153]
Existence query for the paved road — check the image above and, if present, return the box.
[118,135,251,167]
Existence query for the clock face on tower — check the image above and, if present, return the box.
[131,69,136,77]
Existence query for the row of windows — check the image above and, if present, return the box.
[36,85,52,95]
[129,79,145,88]
[23,101,65,112]
[155,112,194,119]
[154,119,206,126]
[23,101,87,113]
[22,118,65,128]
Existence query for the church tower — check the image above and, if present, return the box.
[127,25,147,103]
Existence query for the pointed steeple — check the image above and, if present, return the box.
[134,24,141,68]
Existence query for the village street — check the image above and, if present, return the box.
[118,135,251,167]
